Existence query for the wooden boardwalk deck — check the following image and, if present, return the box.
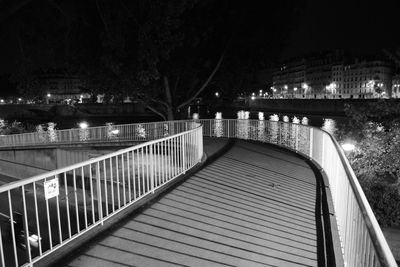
[64,140,319,267]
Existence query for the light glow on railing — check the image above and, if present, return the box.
[111,129,120,135]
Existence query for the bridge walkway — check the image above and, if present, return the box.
[63,139,320,267]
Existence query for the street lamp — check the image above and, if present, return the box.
[342,143,355,152]
[302,83,309,97]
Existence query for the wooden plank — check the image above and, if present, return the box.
[129,216,317,266]
[195,168,316,208]
[63,140,321,267]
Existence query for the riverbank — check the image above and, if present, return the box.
[247,98,400,117]
[0,103,160,129]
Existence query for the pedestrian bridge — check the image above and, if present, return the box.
[0,120,397,266]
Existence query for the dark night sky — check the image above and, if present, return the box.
[282,0,400,60]
[0,0,399,93]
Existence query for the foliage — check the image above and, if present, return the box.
[0,120,29,135]
[341,100,400,227]
[348,122,400,182]
[359,179,400,227]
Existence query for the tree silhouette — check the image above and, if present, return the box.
[2,0,302,119]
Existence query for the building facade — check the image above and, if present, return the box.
[272,59,306,97]
[271,52,394,99]
[333,60,392,99]
[392,74,400,98]
[39,73,89,102]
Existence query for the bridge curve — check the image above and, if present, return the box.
[0,119,397,266]
[62,140,329,267]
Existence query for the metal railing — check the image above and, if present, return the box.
[0,121,193,148]
[198,119,397,267]
[0,121,203,267]
[0,118,396,266]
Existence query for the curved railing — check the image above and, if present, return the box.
[0,121,193,147]
[198,119,397,267]
[0,119,396,266]
[0,121,203,267]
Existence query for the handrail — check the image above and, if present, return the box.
[197,119,396,267]
[0,118,396,266]
[0,120,195,148]
[327,133,397,267]
[0,120,203,267]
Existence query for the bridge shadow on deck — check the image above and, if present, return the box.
[63,140,324,267]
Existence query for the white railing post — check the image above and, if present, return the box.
[227,120,230,138]
[309,128,313,158]
[182,134,186,173]
[96,162,103,225]
[150,145,155,193]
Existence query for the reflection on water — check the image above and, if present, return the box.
[322,118,337,135]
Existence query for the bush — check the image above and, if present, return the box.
[341,100,400,227]
[360,179,400,227]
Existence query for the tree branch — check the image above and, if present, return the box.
[151,98,169,110]
[146,104,167,121]
[177,48,226,110]
[96,0,109,33]
[172,75,180,96]
[0,0,33,23]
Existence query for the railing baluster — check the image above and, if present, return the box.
[73,169,80,233]
[45,179,53,249]
[110,158,114,213]
[22,185,32,263]
[141,148,145,195]
[127,153,131,202]
[96,162,103,225]
[81,167,87,228]
[55,181,62,245]
[121,154,126,205]
[150,145,154,193]
[0,119,396,266]
[0,223,4,267]
[33,181,43,255]
[8,190,18,267]
[62,173,72,245]
[116,157,120,208]
[103,160,108,216]
[89,165,95,223]
[132,151,136,200]
[146,146,150,192]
